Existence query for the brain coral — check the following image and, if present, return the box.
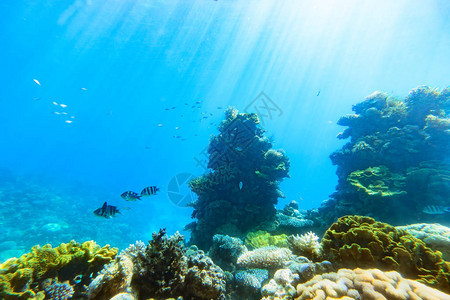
[295,268,450,300]
[0,240,117,299]
[321,215,450,292]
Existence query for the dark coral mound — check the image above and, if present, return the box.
[321,215,450,292]
[187,107,290,249]
[321,86,450,226]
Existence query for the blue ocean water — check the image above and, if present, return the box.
[0,0,449,261]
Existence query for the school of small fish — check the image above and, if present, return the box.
[94,186,160,219]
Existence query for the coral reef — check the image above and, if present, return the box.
[237,247,293,270]
[208,234,247,272]
[245,231,288,249]
[88,229,226,300]
[234,268,269,297]
[295,268,450,300]
[397,223,450,261]
[321,215,450,292]
[188,107,290,249]
[43,279,74,300]
[315,86,450,228]
[261,268,298,300]
[0,240,117,299]
[287,232,321,261]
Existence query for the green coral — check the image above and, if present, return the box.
[347,165,406,198]
[0,240,117,299]
[321,215,450,292]
[245,231,288,249]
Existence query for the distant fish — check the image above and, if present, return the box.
[60,104,67,108]
[33,97,41,101]
[52,102,58,105]
[157,124,163,127]
[239,181,243,190]
[141,186,159,197]
[65,120,73,123]
[422,205,450,215]
[316,90,320,96]
[165,108,170,111]
[217,106,223,109]
[195,101,202,104]
[54,112,61,115]
[171,106,176,109]
[81,87,87,91]
[33,79,41,86]
[121,191,141,201]
[94,202,121,219]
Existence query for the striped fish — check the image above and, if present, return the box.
[422,205,450,215]
[121,191,142,201]
[93,202,121,219]
[141,186,159,197]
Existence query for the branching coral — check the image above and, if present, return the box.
[287,232,321,260]
[321,215,450,292]
[295,268,450,300]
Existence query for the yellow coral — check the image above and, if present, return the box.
[245,231,288,249]
[0,240,117,299]
[321,215,450,292]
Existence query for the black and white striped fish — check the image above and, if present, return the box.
[422,205,450,215]
[141,186,160,197]
[121,191,142,201]
[93,202,121,219]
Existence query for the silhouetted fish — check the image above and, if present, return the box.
[141,186,159,197]
[422,205,450,215]
[121,191,141,201]
[94,202,120,219]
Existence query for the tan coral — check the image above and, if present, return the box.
[295,268,450,300]
[237,247,293,269]
[287,232,322,260]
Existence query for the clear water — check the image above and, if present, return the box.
[0,0,449,261]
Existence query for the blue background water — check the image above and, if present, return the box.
[0,0,449,260]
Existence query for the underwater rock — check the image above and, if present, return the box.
[396,223,450,261]
[88,229,226,300]
[188,107,290,249]
[321,215,450,292]
[295,268,450,300]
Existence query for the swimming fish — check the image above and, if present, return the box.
[316,90,320,96]
[239,181,243,190]
[33,79,41,86]
[422,205,450,215]
[94,202,121,219]
[141,186,159,196]
[121,191,141,201]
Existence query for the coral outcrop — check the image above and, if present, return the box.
[321,215,450,292]
[295,268,450,300]
[261,268,298,300]
[0,240,117,299]
[315,86,450,227]
[188,107,290,249]
[87,229,226,300]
